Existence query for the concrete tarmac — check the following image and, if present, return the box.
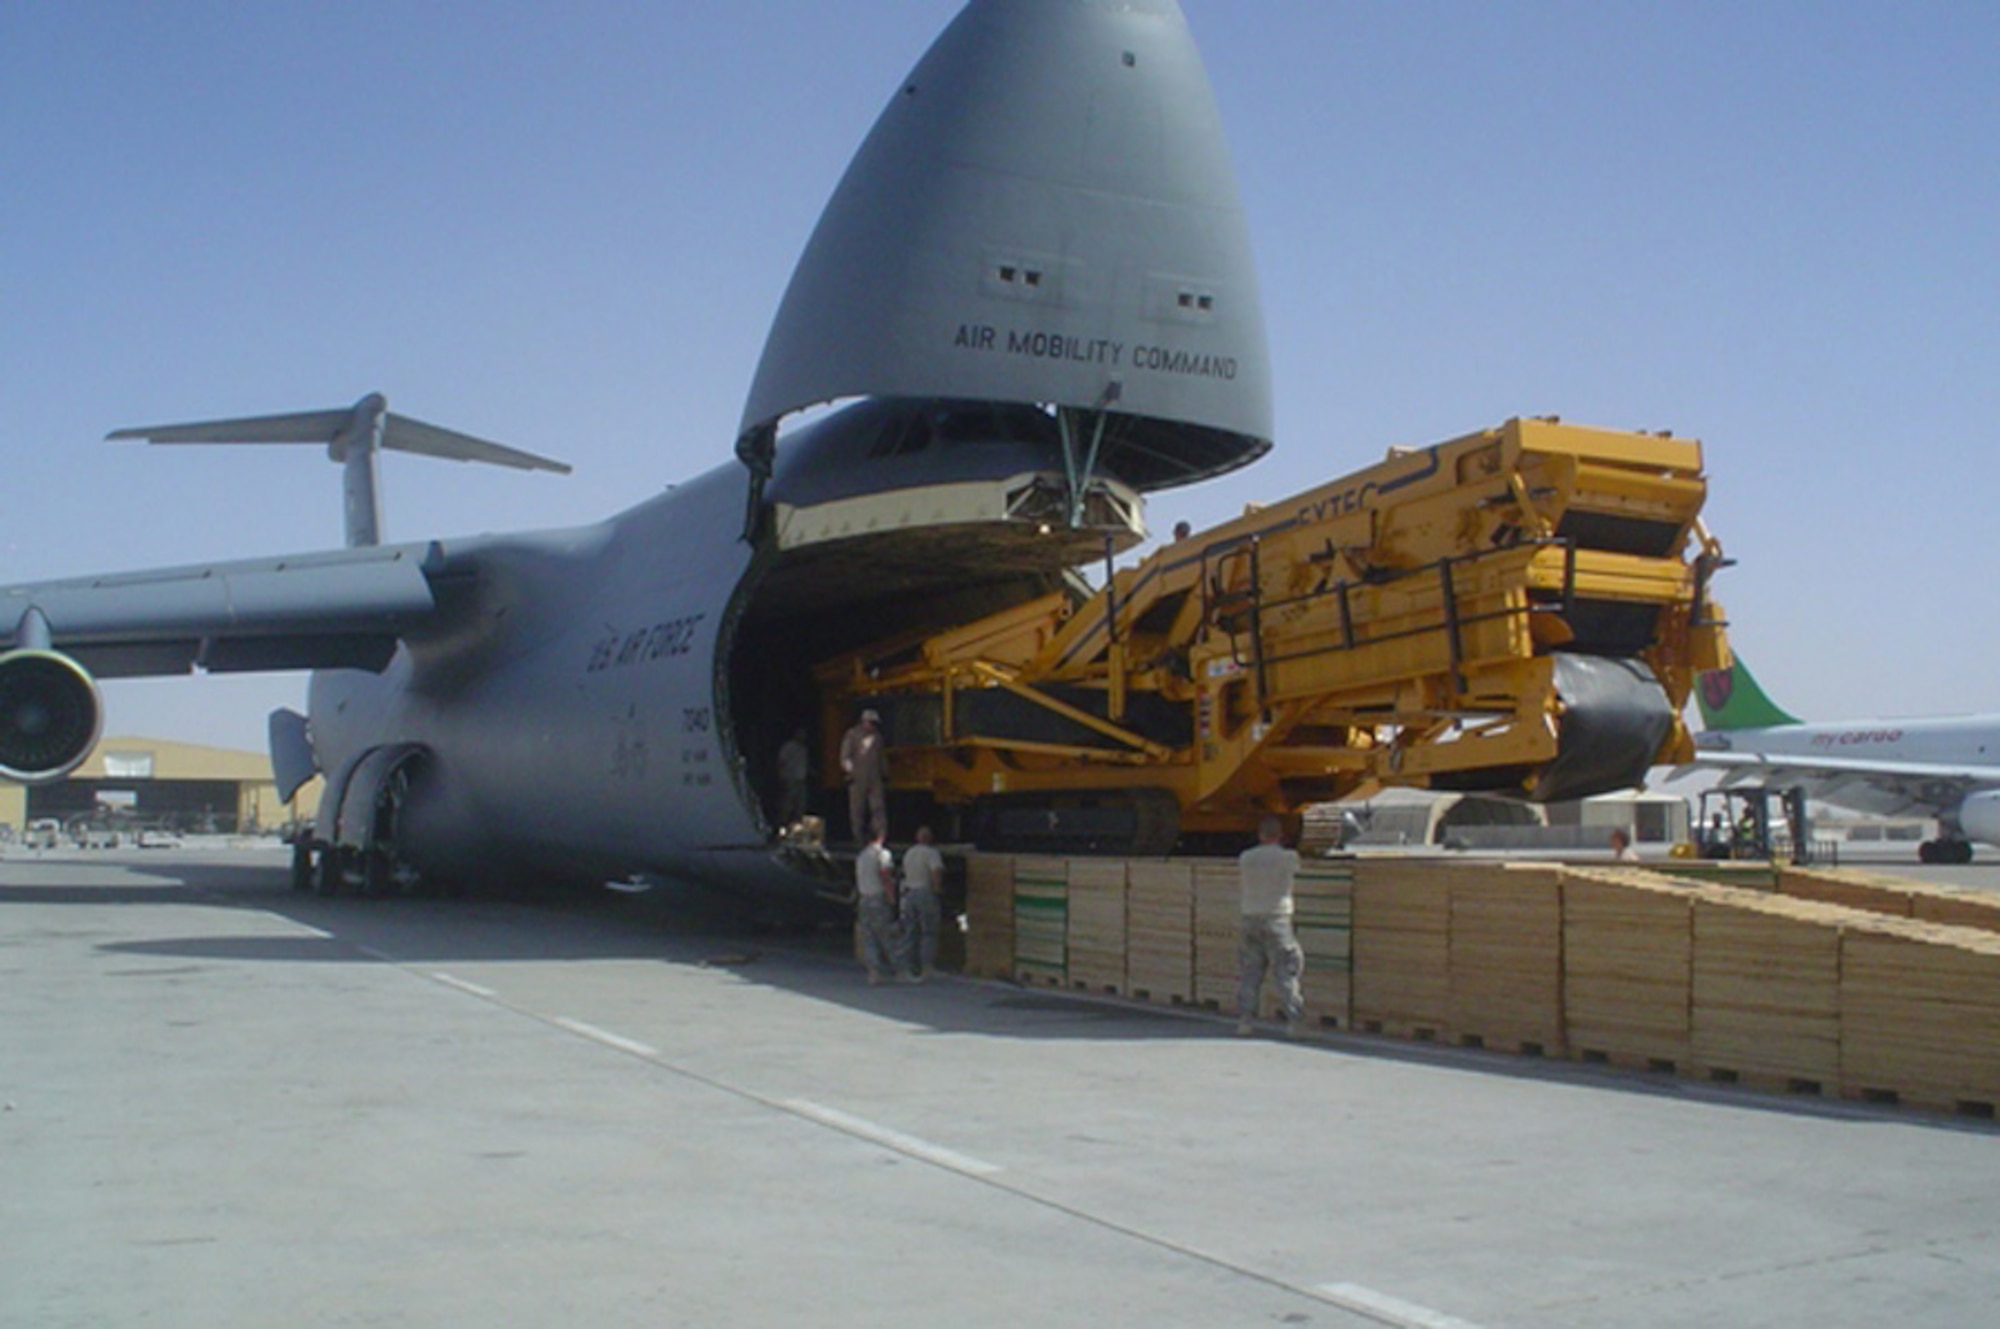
[5,846,1999,1327]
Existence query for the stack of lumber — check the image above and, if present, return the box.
[1561,867,1696,1067]
[1840,916,2000,1110]
[962,853,1015,979]
[1066,858,1128,993]
[1351,859,1451,1035]
[1011,856,1069,985]
[1907,883,2000,933]
[967,847,2000,1118]
[1447,863,1564,1053]
[1689,887,1842,1088]
[1294,857,1353,1028]
[1192,860,1242,1010]
[963,846,2000,1118]
[1775,867,1913,918]
[1779,867,2000,936]
[1638,860,1777,892]
[1125,860,1195,1003]
[1769,867,2000,934]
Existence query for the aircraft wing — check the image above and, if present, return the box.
[2,541,441,678]
[1692,750,1998,820]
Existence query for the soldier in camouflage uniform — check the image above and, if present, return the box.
[1236,815,1306,1036]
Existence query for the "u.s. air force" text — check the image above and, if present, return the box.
[586,613,705,674]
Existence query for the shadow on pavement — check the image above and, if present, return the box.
[15,850,2000,1135]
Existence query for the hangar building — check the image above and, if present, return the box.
[1,736,320,839]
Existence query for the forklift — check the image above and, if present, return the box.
[1695,784,1824,864]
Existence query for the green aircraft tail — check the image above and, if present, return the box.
[1694,656,1801,730]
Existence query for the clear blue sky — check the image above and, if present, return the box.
[5,1,1997,754]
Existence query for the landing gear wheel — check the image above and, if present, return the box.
[291,838,313,893]
[315,846,346,897]
[362,847,423,897]
[362,847,391,898]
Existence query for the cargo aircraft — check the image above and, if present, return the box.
[4,0,1696,903]
[1693,658,2000,863]
[0,0,1278,901]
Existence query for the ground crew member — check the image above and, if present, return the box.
[1609,827,1641,862]
[1735,810,1760,859]
[840,709,888,843]
[1236,814,1306,1037]
[898,825,946,981]
[776,726,810,828]
[854,825,898,986]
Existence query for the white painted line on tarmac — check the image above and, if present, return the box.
[431,972,497,998]
[783,1098,1002,1177]
[1314,1281,1486,1329]
[552,1017,660,1058]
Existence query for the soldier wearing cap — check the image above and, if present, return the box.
[1236,814,1306,1037]
[840,708,888,844]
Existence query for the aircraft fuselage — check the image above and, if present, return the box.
[1698,716,2000,773]
[309,462,766,892]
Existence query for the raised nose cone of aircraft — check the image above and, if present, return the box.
[740,0,1271,491]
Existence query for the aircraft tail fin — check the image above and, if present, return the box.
[1695,656,1801,730]
[108,394,571,471]
[110,393,568,549]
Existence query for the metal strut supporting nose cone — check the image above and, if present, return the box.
[740,0,1272,493]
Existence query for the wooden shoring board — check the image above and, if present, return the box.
[963,853,1016,978]
[1295,860,1354,929]
[1635,861,1778,892]
[1774,861,2000,935]
[1558,867,1696,1066]
[1910,886,2000,933]
[1126,860,1194,1003]
[1775,867,1914,919]
[1840,915,2000,1106]
[1193,860,1242,1008]
[1294,857,1353,1025]
[1689,889,1841,1085]
[1066,858,1128,992]
[1299,958,1352,1029]
[1448,862,1565,1052]
[1352,859,1450,1030]
[1012,855,1068,983]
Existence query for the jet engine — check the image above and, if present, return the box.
[0,649,103,783]
[1957,789,2000,850]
